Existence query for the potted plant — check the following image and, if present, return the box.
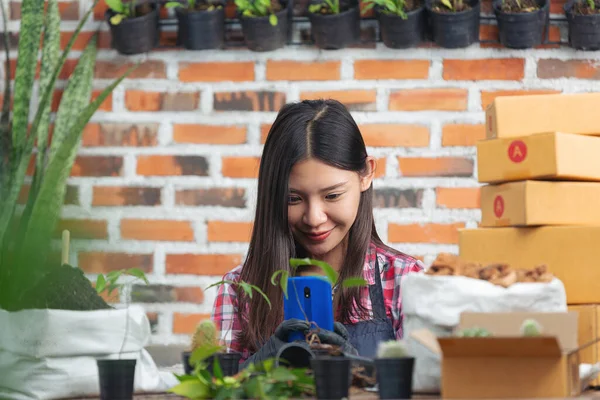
[425,0,480,48]
[564,0,600,50]
[166,0,225,50]
[362,0,426,48]
[94,268,150,400]
[236,0,292,51]
[307,0,361,49]
[493,0,548,48]
[374,340,415,399]
[105,0,160,55]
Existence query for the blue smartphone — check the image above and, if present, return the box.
[283,276,334,342]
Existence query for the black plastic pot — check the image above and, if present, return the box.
[207,352,242,376]
[426,0,480,48]
[377,6,427,48]
[493,0,548,48]
[105,3,159,55]
[97,359,137,400]
[175,5,225,50]
[310,356,352,400]
[182,351,193,375]
[275,342,316,368]
[309,5,361,49]
[565,0,600,50]
[375,357,415,399]
[239,3,291,52]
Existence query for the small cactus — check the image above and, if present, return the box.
[191,319,218,351]
[376,340,409,359]
[457,327,492,337]
[520,319,543,337]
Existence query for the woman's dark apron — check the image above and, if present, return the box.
[343,254,396,358]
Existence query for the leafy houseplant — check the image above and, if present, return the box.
[493,0,548,49]
[105,0,160,55]
[95,268,150,400]
[361,0,426,48]
[307,0,361,49]
[374,340,415,399]
[166,0,226,50]
[236,0,292,51]
[426,0,480,48]
[564,0,600,50]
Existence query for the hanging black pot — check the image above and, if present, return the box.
[308,0,361,49]
[97,359,137,400]
[493,0,548,48]
[376,4,427,48]
[310,356,352,400]
[375,357,415,400]
[426,0,480,48]
[175,3,225,50]
[239,0,291,52]
[564,0,600,50]
[105,2,159,55]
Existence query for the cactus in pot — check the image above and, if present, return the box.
[374,340,415,399]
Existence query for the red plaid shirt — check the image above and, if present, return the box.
[210,241,424,362]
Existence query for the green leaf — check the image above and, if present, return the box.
[360,2,375,14]
[239,282,254,298]
[289,258,338,286]
[96,274,106,293]
[271,367,298,382]
[249,283,272,309]
[212,356,223,380]
[440,0,453,9]
[270,270,289,298]
[341,277,368,288]
[269,13,277,25]
[105,0,125,13]
[125,267,149,284]
[205,280,232,291]
[165,1,183,7]
[189,344,224,365]
[109,13,124,25]
[168,380,211,399]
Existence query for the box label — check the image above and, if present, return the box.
[508,140,527,163]
[494,195,505,218]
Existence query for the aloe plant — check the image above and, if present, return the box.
[0,0,138,310]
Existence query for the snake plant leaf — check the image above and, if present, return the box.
[19,63,137,275]
[0,0,12,205]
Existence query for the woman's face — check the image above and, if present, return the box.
[287,157,375,263]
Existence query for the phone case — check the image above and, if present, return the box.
[283,276,334,342]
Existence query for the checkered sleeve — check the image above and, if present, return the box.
[210,267,244,355]
[391,256,425,340]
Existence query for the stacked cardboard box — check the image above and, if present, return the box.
[458,92,600,380]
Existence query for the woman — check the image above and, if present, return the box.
[211,99,424,367]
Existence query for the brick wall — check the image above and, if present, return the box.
[8,0,600,344]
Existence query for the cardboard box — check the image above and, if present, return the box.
[437,312,594,399]
[486,93,600,139]
[480,181,600,227]
[459,226,600,304]
[477,132,600,184]
[568,304,600,385]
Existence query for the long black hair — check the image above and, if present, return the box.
[237,99,389,352]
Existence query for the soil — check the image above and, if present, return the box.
[271,0,283,12]
[404,0,423,11]
[134,2,154,16]
[573,0,600,14]
[194,2,224,11]
[499,0,540,13]
[19,264,112,311]
[431,0,471,12]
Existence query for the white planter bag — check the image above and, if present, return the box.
[0,305,178,400]
[400,272,568,393]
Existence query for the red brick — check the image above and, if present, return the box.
[94,60,166,79]
[480,90,561,109]
[173,125,247,145]
[60,31,112,50]
[92,186,161,206]
[137,156,209,176]
[207,221,253,242]
[213,91,286,112]
[175,188,246,207]
[374,157,386,178]
[121,219,194,241]
[436,187,481,209]
[441,124,485,147]
[78,252,154,273]
[537,59,600,80]
[82,123,159,147]
[173,313,212,334]
[174,287,205,304]
[299,90,377,111]
[389,89,468,111]
[398,157,474,177]
[266,60,341,81]
[359,124,429,147]
[388,223,465,244]
[166,254,243,275]
[125,91,199,111]
[354,60,430,80]
[179,62,255,82]
[56,219,108,240]
[443,59,525,81]
[479,25,561,49]
[260,124,271,144]
[71,156,123,177]
[221,157,260,178]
